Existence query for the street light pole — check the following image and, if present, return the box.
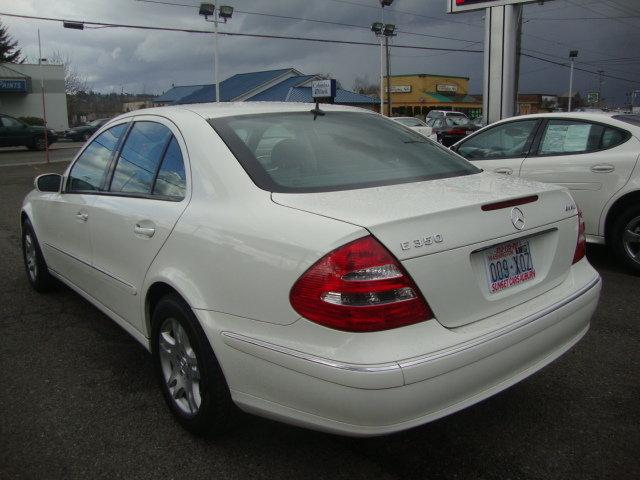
[568,50,578,112]
[385,34,391,117]
[37,29,49,163]
[199,3,233,103]
[213,0,219,103]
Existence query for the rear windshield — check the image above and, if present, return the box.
[395,117,426,127]
[209,111,479,193]
[612,114,640,127]
[446,117,470,126]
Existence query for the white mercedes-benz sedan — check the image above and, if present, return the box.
[21,103,601,437]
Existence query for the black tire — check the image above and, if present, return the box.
[28,136,47,151]
[610,204,640,274]
[22,219,55,292]
[151,294,235,435]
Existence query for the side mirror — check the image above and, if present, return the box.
[35,173,62,193]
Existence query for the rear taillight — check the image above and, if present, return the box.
[448,128,467,135]
[572,209,586,264]
[290,236,433,332]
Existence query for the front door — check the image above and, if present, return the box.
[0,116,29,147]
[456,118,541,177]
[38,122,129,287]
[88,119,189,331]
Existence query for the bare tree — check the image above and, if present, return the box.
[352,75,378,96]
[47,50,90,95]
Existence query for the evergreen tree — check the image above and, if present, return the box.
[0,21,23,63]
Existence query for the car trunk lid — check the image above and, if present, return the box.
[273,172,580,327]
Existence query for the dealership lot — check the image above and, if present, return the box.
[1,159,638,479]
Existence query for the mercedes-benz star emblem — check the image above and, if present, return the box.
[511,207,526,230]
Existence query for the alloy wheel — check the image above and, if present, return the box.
[158,317,202,416]
[622,215,640,266]
[24,233,38,281]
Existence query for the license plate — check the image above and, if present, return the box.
[465,130,474,135]
[484,239,535,294]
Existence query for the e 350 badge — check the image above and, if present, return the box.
[401,234,444,251]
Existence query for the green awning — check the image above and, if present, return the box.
[424,92,479,103]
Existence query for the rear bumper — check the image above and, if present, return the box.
[197,263,601,437]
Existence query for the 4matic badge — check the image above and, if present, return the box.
[400,234,444,251]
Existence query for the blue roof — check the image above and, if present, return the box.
[247,75,316,101]
[286,87,376,104]
[158,68,376,106]
[173,68,296,104]
[154,84,207,103]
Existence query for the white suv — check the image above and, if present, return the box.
[452,112,640,272]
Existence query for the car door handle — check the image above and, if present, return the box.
[494,167,513,175]
[134,223,156,238]
[76,212,88,222]
[591,164,615,173]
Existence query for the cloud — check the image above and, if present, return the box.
[1,0,637,104]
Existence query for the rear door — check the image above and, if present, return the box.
[456,118,541,176]
[520,118,638,236]
[87,117,190,332]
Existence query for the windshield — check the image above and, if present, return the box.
[395,117,427,127]
[613,114,640,127]
[209,111,479,193]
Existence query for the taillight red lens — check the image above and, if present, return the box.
[572,209,586,264]
[290,235,433,332]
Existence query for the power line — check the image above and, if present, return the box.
[0,11,483,53]
[133,0,482,45]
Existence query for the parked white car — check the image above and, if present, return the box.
[21,103,600,437]
[452,113,640,272]
[392,116,437,141]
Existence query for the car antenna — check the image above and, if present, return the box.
[310,101,325,120]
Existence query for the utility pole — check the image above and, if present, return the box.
[385,35,392,117]
[568,50,578,112]
[37,29,49,163]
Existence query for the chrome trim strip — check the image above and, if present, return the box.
[221,332,401,373]
[399,275,601,369]
[43,242,137,295]
[222,276,600,376]
[470,227,557,254]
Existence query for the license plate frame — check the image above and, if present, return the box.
[483,239,536,294]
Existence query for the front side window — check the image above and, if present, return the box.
[210,111,479,193]
[67,124,127,192]
[457,120,539,160]
[538,120,604,155]
[110,122,172,194]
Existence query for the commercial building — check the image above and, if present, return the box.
[0,63,68,130]
[154,68,376,109]
[384,73,482,119]
[517,94,559,115]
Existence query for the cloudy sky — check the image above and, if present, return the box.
[2,0,639,105]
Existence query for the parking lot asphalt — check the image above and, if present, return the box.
[1,161,638,480]
[0,143,82,167]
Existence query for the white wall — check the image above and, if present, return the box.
[0,64,69,130]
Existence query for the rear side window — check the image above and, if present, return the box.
[210,111,479,193]
[68,124,127,192]
[457,120,538,160]
[601,127,627,149]
[110,122,172,194]
[539,120,604,155]
[153,137,186,199]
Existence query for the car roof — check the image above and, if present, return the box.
[487,112,640,132]
[114,102,376,121]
